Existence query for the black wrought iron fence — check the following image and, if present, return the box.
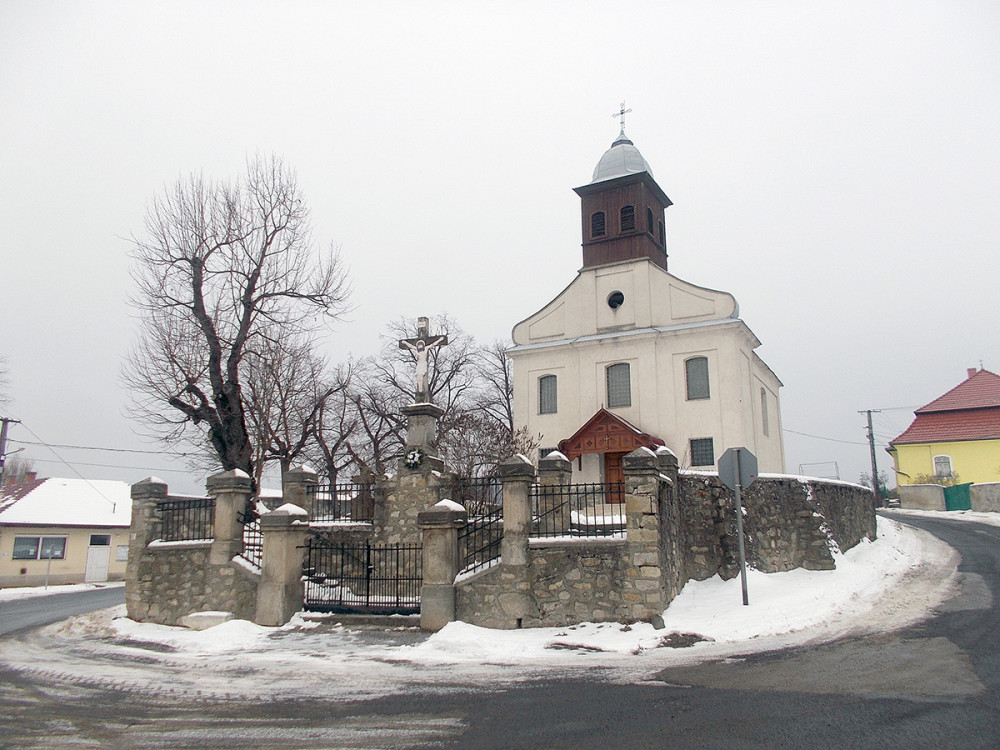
[446,476,503,516]
[458,505,503,575]
[157,497,215,542]
[307,482,377,523]
[302,537,422,614]
[531,482,626,538]
[238,502,263,569]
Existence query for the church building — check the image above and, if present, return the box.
[508,126,785,481]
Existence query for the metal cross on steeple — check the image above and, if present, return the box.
[612,101,632,134]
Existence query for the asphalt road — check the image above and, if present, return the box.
[0,515,998,749]
[0,585,125,636]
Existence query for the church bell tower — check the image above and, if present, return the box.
[573,124,672,271]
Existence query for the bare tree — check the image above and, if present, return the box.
[310,367,359,484]
[243,336,348,488]
[123,156,349,488]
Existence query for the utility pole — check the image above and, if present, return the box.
[859,409,881,505]
[0,417,21,487]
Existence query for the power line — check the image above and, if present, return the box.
[27,456,193,475]
[9,438,194,458]
[782,428,868,446]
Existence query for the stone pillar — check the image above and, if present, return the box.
[499,455,536,567]
[623,447,664,621]
[399,402,446,475]
[206,469,252,566]
[282,465,318,518]
[126,477,168,621]
[537,451,572,536]
[255,504,310,626]
[417,499,468,631]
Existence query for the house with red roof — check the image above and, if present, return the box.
[888,367,1000,490]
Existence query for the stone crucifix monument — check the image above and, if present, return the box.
[376,317,450,545]
[396,316,449,477]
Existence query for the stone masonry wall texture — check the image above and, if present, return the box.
[458,474,875,628]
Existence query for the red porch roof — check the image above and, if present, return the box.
[557,409,664,461]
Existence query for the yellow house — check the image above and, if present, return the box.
[888,367,1000,486]
[0,477,131,588]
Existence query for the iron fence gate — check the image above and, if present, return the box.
[302,538,422,614]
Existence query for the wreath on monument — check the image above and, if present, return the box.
[404,448,424,470]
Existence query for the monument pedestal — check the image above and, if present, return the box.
[399,402,446,475]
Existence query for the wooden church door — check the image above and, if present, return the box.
[604,452,625,503]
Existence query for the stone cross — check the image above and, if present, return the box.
[398,316,448,403]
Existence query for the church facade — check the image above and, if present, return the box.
[508,128,785,480]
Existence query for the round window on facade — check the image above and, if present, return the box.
[607,291,625,309]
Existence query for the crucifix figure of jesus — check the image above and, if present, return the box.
[398,316,448,403]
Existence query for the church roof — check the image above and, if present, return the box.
[591,130,654,183]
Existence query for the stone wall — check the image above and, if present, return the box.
[898,484,946,511]
[375,472,442,545]
[972,483,1000,512]
[127,542,257,625]
[678,473,877,578]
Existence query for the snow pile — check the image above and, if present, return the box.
[404,516,952,664]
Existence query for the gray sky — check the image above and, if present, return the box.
[2,1,998,494]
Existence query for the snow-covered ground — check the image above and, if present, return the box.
[0,515,965,699]
[0,581,124,602]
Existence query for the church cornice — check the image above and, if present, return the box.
[507,317,749,356]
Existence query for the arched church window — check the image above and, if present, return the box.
[591,212,606,238]
[620,205,635,233]
[658,220,665,246]
[760,387,770,436]
[539,375,557,414]
[647,207,654,234]
[685,357,710,400]
[607,363,631,408]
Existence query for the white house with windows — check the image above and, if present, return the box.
[0,477,131,588]
[508,127,785,482]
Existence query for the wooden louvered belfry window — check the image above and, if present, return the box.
[620,205,635,232]
[591,211,606,237]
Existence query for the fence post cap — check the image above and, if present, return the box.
[655,445,679,470]
[499,454,536,480]
[261,503,309,527]
[206,469,252,494]
[283,465,319,484]
[131,477,168,500]
[418,499,468,528]
[539,451,572,473]
[623,447,659,471]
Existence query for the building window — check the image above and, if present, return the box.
[90,534,111,546]
[591,211,606,238]
[647,207,654,233]
[607,363,631,408]
[658,220,665,246]
[539,375,557,414]
[690,438,715,467]
[620,205,635,232]
[685,356,710,400]
[761,388,769,436]
[934,455,953,478]
[12,536,66,560]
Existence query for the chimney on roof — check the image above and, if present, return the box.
[968,367,979,378]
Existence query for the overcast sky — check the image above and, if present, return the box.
[2,1,998,495]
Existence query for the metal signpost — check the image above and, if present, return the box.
[718,447,758,606]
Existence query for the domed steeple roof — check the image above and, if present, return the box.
[591,129,654,183]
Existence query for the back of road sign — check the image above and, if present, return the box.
[718,447,758,490]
